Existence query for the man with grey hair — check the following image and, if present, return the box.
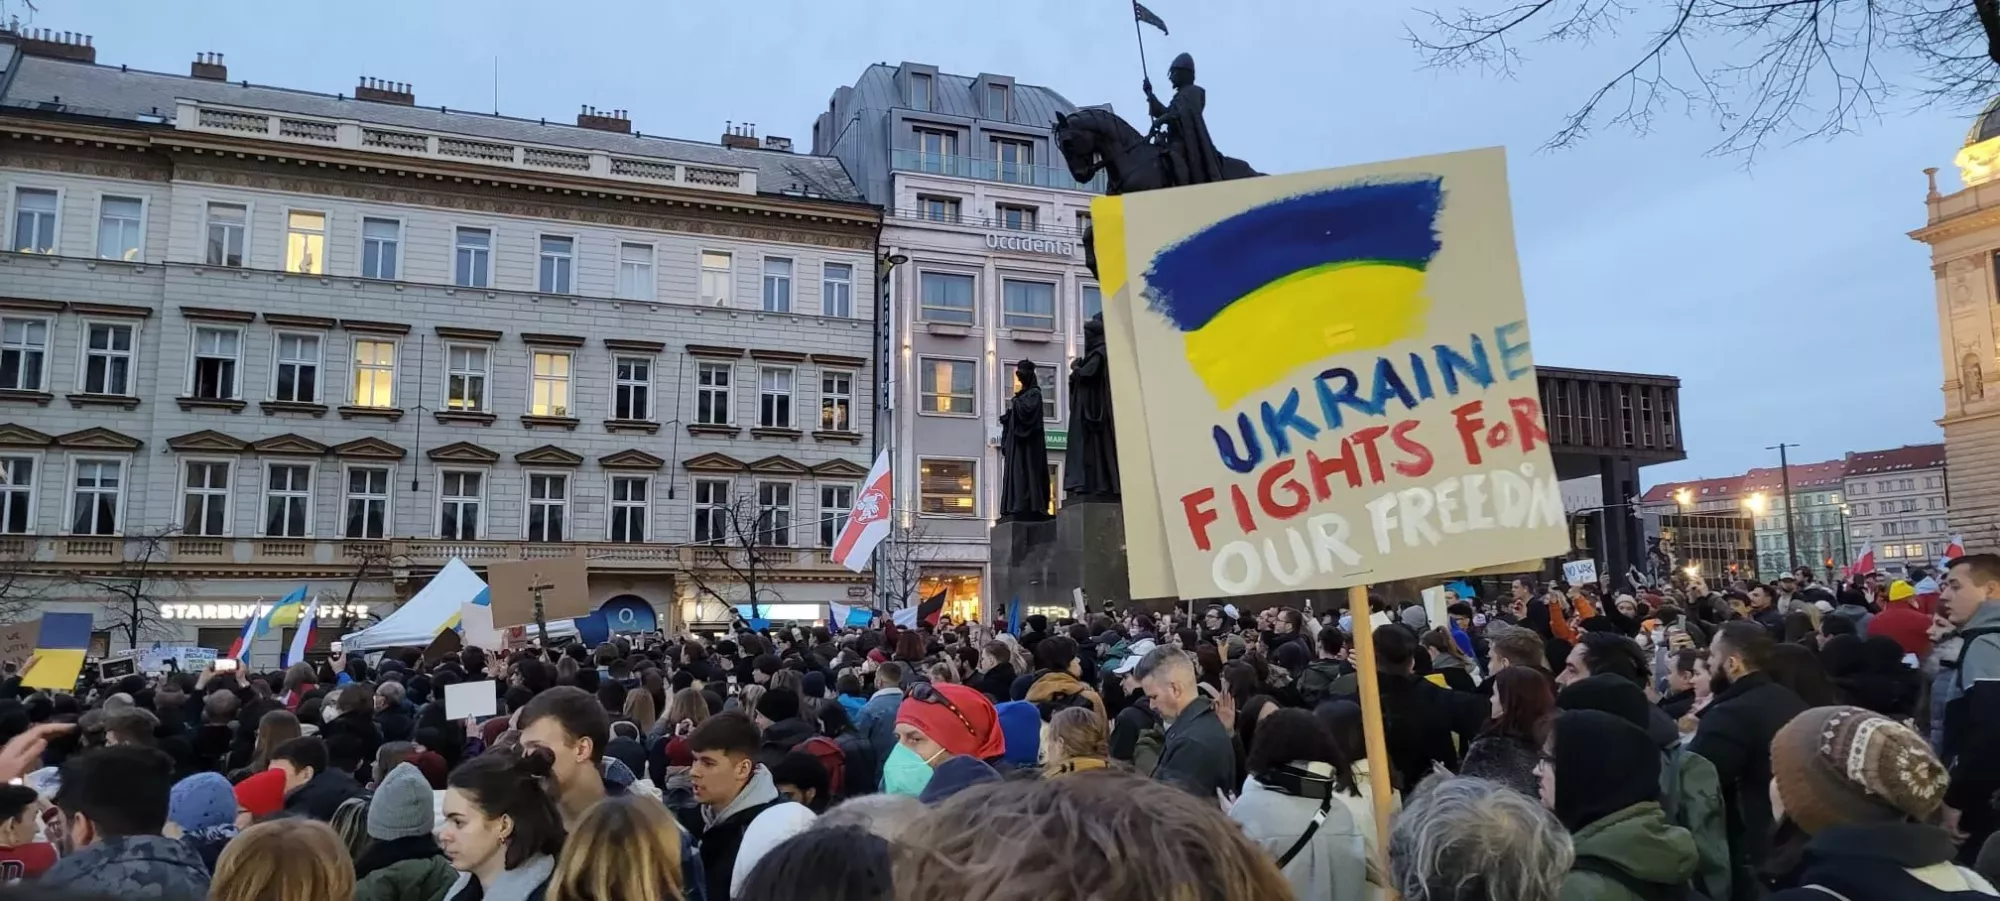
[1132,645,1234,800]
[373,679,414,743]
[1390,775,1574,901]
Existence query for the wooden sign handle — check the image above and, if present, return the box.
[1346,584,1398,895]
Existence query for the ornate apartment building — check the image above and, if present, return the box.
[0,30,880,654]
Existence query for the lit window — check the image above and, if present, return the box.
[530,351,571,417]
[919,459,976,517]
[820,370,853,431]
[921,358,975,415]
[700,251,733,306]
[1014,361,1060,421]
[285,211,326,274]
[351,339,397,408]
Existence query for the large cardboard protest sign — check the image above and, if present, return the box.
[1092,196,1179,601]
[1104,148,1567,598]
[487,555,591,629]
[0,619,38,667]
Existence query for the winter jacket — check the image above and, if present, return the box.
[753,718,818,771]
[1558,801,1698,901]
[1662,742,1732,901]
[971,663,1016,705]
[1830,603,1875,638]
[1945,603,2000,855]
[1688,671,1808,900]
[1339,670,1485,794]
[697,766,812,901]
[1152,695,1237,801]
[177,824,236,873]
[376,705,416,744]
[40,834,211,901]
[1295,659,1353,708]
[1458,732,1540,798]
[285,766,368,821]
[1872,603,1934,659]
[442,853,553,901]
[355,836,457,901]
[1229,765,1368,901]
[1024,671,1107,720]
[853,687,903,767]
[320,710,385,775]
[1771,822,2000,901]
[836,694,867,720]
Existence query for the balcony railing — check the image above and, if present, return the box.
[10,537,853,574]
[892,149,1105,193]
[886,206,1090,240]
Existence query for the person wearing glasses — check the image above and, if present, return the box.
[892,681,1010,803]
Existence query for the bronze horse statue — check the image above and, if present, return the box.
[1053,107,1258,277]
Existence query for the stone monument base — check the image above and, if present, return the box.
[989,499,1130,615]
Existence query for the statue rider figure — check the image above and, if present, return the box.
[1144,52,1227,187]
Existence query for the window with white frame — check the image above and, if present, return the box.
[1014,361,1060,421]
[454,227,491,287]
[1081,284,1102,321]
[526,472,567,541]
[263,463,312,537]
[181,460,232,536]
[361,217,401,280]
[763,257,793,313]
[609,475,649,542]
[1002,278,1056,330]
[204,202,247,267]
[613,356,652,421]
[96,196,143,261]
[918,195,961,224]
[759,366,794,428]
[69,459,122,535]
[920,358,976,415]
[0,456,32,534]
[285,211,326,274]
[919,458,976,516]
[696,361,732,425]
[538,235,574,294]
[820,484,852,547]
[996,203,1037,231]
[352,339,396,407]
[438,471,483,540]
[272,333,321,404]
[756,481,792,546]
[0,317,48,392]
[445,345,489,412]
[820,370,853,431]
[82,322,134,396]
[693,478,731,543]
[822,263,853,318]
[700,251,732,306]
[993,140,1034,184]
[10,188,57,254]
[344,465,390,539]
[919,272,975,324]
[189,326,242,400]
[617,242,654,300]
[530,351,572,417]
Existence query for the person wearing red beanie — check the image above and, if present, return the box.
[232,768,287,828]
[894,682,1005,764]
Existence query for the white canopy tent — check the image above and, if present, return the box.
[340,558,489,652]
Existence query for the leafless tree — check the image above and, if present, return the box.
[336,543,405,635]
[683,493,790,621]
[875,519,940,612]
[1409,0,2000,156]
[0,540,52,625]
[71,528,186,650]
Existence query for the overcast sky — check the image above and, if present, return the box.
[14,0,1967,485]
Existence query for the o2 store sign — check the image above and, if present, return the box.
[985,233,1077,257]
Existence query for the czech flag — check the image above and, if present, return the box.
[1939,535,1966,571]
[831,450,893,573]
[1141,179,1444,408]
[283,597,320,668]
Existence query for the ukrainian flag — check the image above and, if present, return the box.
[1140,178,1444,408]
[258,586,308,631]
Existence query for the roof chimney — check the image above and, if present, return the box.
[720,120,760,150]
[190,51,227,81]
[355,77,415,106]
[576,104,631,134]
[14,27,95,64]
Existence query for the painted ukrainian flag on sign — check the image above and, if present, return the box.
[1141,178,1444,408]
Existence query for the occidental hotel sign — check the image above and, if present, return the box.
[986,233,1078,257]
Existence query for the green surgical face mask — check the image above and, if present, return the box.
[882,742,934,797]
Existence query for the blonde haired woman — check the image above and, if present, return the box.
[621,688,657,734]
[211,818,355,901]
[547,795,696,901]
[1043,706,1111,776]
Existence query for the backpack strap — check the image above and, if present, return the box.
[1274,790,1333,869]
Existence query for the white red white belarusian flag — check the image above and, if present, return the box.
[1850,541,1875,577]
[831,450,893,573]
[1938,535,1965,570]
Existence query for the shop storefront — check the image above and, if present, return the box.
[919,568,985,624]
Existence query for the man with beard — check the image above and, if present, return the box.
[1687,621,1807,901]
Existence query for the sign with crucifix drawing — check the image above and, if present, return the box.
[487,555,591,630]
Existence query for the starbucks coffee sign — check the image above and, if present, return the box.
[986,233,1078,257]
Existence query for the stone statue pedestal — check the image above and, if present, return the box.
[989,500,1130,615]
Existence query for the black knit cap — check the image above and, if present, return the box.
[1551,709,1660,833]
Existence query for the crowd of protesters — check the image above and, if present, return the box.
[0,554,1993,899]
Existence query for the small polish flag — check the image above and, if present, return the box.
[831,450,893,573]
[1850,541,1875,577]
[1939,535,1966,570]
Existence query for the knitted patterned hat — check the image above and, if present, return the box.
[1772,706,1948,835]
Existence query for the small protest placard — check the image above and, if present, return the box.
[444,679,498,720]
[1562,559,1598,587]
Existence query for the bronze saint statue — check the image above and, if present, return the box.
[998,359,1052,522]
[1144,52,1226,188]
[1064,315,1119,502]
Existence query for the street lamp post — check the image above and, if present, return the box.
[1769,443,1801,571]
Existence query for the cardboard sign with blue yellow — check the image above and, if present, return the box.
[1103,148,1566,599]
[21,612,94,690]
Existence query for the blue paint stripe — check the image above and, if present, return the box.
[1143,178,1445,332]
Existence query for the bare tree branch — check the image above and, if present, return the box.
[70,528,186,650]
[1409,0,1992,155]
[684,493,787,621]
